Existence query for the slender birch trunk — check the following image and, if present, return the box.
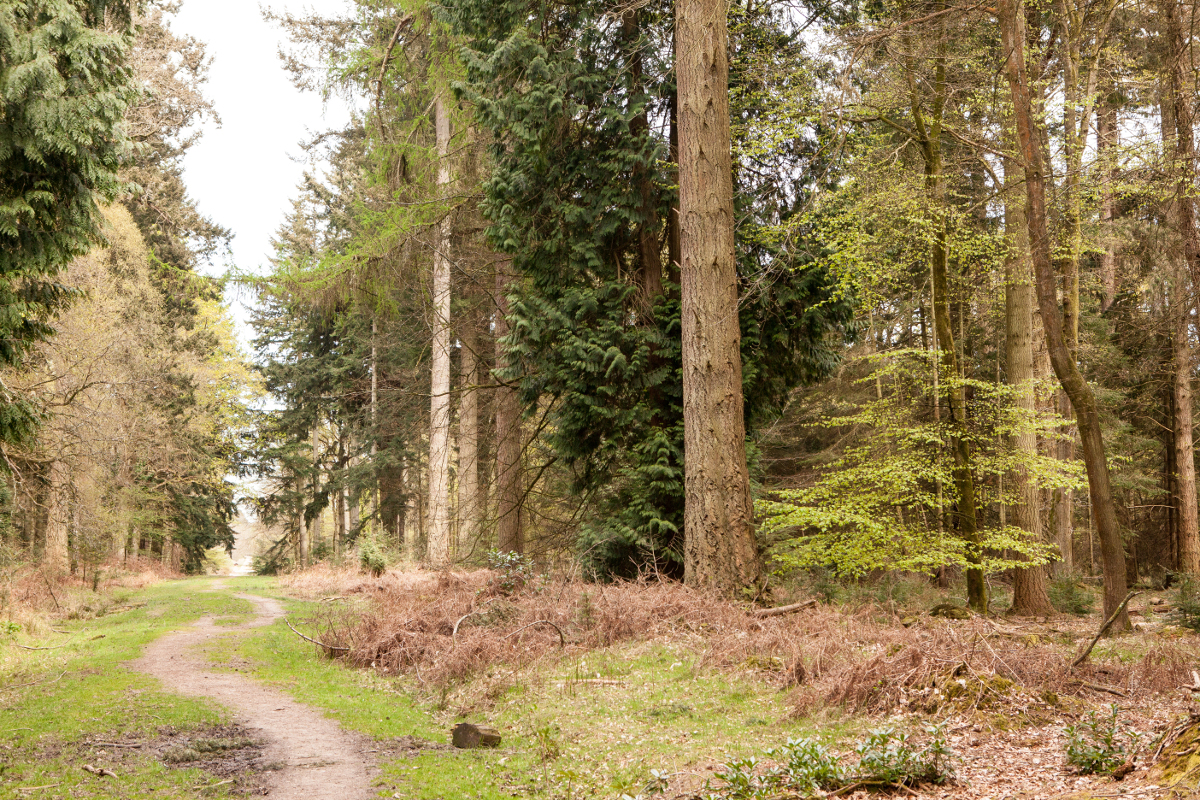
[428,95,454,568]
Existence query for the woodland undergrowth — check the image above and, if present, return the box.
[281,565,1195,717]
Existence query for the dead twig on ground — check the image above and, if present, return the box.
[195,779,234,791]
[1071,591,1140,669]
[502,620,565,646]
[452,611,481,644]
[1,670,67,692]
[81,764,117,778]
[284,617,349,654]
[9,642,68,651]
[41,574,60,612]
[1070,680,1127,697]
[753,599,818,618]
[555,678,625,687]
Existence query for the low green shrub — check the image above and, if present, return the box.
[1049,573,1094,616]
[359,536,387,577]
[855,725,955,786]
[678,727,954,800]
[1064,704,1138,774]
[487,549,534,594]
[1170,574,1200,631]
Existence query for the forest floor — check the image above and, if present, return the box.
[2,566,1200,799]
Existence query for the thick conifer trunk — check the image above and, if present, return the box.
[1000,0,1130,627]
[1005,156,1053,614]
[427,96,454,567]
[676,0,762,593]
[494,263,523,554]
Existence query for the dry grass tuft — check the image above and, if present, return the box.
[285,569,1200,716]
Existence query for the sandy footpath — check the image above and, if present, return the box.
[129,582,375,799]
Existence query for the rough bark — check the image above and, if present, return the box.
[457,313,480,560]
[668,89,682,285]
[1096,96,1119,312]
[1051,397,1075,574]
[427,95,454,568]
[676,0,763,594]
[1005,155,1054,615]
[1160,9,1200,573]
[494,262,523,554]
[999,0,1130,627]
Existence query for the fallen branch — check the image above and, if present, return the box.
[1071,591,1140,669]
[752,599,817,618]
[9,643,68,651]
[81,764,117,778]
[42,574,60,613]
[1070,680,1127,697]
[85,741,144,749]
[196,778,234,791]
[16,784,61,793]
[284,618,349,654]
[502,620,566,647]
[1,670,67,692]
[555,678,625,687]
[452,611,481,644]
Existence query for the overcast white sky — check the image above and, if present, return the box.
[169,0,354,349]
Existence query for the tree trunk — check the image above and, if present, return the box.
[624,9,663,306]
[1005,155,1054,615]
[676,0,762,594]
[44,459,68,574]
[1096,95,1119,312]
[494,261,523,554]
[906,53,986,610]
[457,312,480,560]
[1051,398,1075,574]
[1160,9,1200,573]
[1000,0,1130,628]
[427,95,454,568]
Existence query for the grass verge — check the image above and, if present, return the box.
[1,577,254,799]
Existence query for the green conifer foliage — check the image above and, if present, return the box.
[0,0,136,368]
[448,0,851,577]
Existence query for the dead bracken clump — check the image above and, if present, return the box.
[289,568,1198,716]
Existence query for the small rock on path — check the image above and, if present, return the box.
[129,581,375,800]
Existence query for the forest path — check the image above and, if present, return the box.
[129,580,376,800]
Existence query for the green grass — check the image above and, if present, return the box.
[219,585,860,799]
[4,574,872,800]
[1,577,254,799]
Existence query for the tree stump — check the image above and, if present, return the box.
[451,723,501,749]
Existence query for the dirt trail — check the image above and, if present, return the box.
[129,580,375,800]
